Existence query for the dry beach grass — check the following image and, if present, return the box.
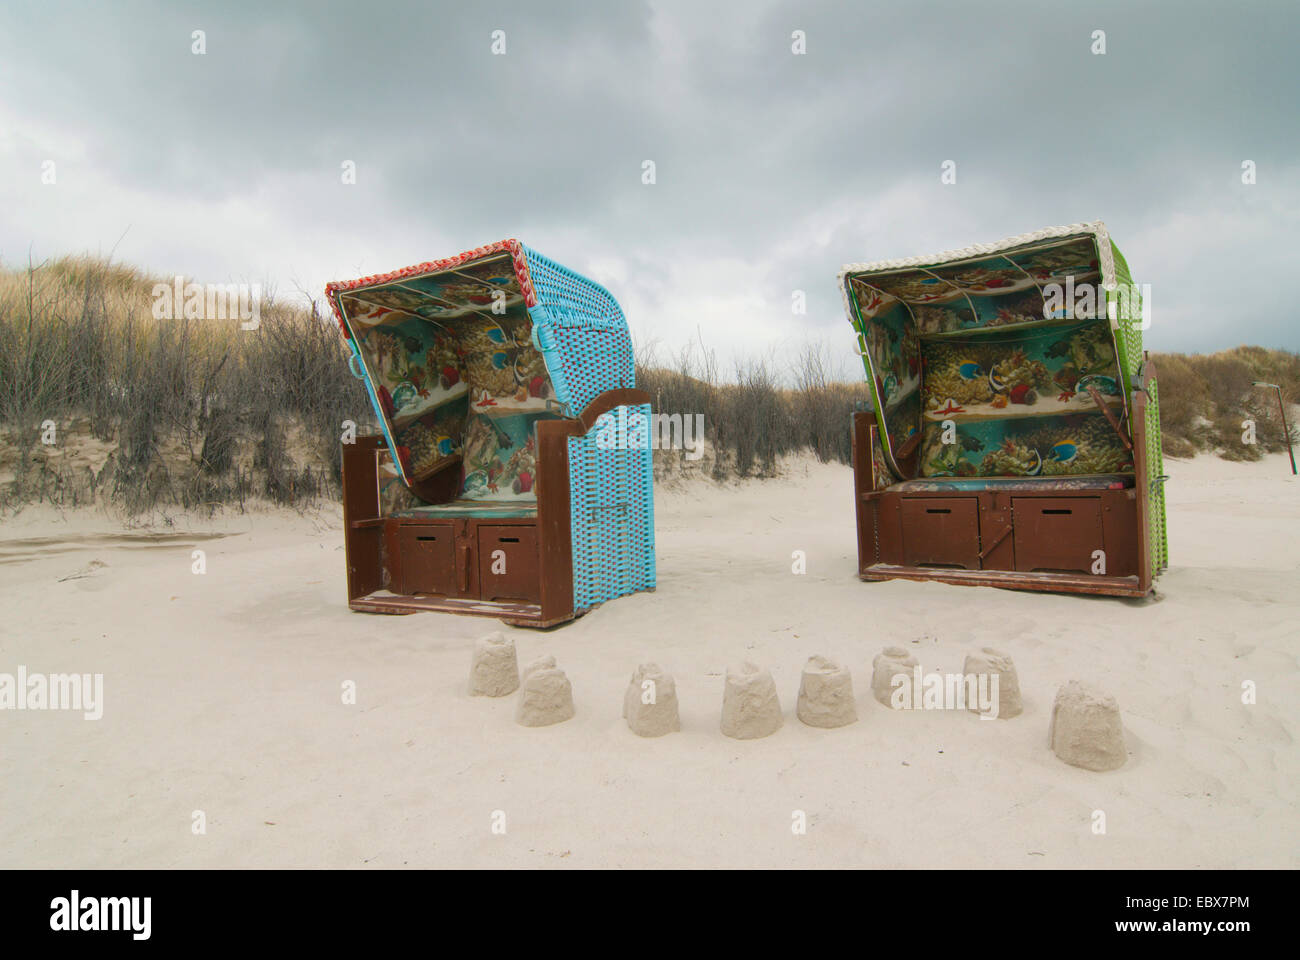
[2,257,1295,516]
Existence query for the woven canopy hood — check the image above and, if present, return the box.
[840,221,1146,483]
[326,240,635,490]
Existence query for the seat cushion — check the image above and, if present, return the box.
[890,474,1134,494]
[391,499,538,519]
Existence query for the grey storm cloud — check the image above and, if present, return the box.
[1,0,1297,368]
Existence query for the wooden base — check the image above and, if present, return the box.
[348,592,577,627]
[851,410,1154,599]
[857,564,1146,598]
[341,435,562,628]
[340,389,653,628]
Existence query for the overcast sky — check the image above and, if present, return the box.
[2,0,1297,375]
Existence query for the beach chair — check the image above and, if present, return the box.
[327,240,655,626]
[841,222,1167,596]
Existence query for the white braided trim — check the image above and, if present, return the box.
[837,220,1116,322]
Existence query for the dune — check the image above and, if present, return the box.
[0,453,1296,868]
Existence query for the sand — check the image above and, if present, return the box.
[1049,681,1127,771]
[0,453,1297,868]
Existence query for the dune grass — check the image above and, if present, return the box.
[1150,347,1299,459]
[0,256,1295,514]
[0,255,372,513]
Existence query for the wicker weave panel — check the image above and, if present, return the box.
[517,246,654,611]
[521,246,636,416]
[1108,240,1145,384]
[567,404,656,611]
[1147,378,1169,572]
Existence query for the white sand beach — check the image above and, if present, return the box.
[1,454,1296,869]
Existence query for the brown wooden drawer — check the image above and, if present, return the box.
[1012,497,1104,574]
[398,523,457,596]
[477,525,540,603]
[899,497,981,569]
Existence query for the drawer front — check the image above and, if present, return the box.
[899,497,981,569]
[1012,497,1104,573]
[398,524,457,596]
[477,525,541,603]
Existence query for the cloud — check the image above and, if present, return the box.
[1,0,1297,375]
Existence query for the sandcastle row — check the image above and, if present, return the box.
[469,634,1128,771]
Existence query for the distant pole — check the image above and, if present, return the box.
[1253,381,1297,475]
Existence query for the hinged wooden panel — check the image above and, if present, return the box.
[978,492,1016,571]
[477,525,541,603]
[876,494,905,566]
[899,497,981,569]
[1099,489,1139,577]
[341,437,384,600]
[398,524,456,596]
[452,519,477,598]
[1012,497,1104,574]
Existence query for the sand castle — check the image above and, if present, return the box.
[795,655,857,728]
[1049,680,1127,770]
[466,641,1124,779]
[622,663,680,737]
[720,662,783,739]
[962,647,1023,719]
[515,655,575,727]
[871,646,918,707]
[468,632,520,697]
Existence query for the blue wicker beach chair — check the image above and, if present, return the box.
[328,240,655,626]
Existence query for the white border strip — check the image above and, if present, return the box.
[837,220,1115,321]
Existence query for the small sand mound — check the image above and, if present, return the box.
[871,646,918,707]
[796,655,857,728]
[515,656,574,727]
[720,662,782,740]
[468,632,519,697]
[962,647,1023,719]
[1049,680,1127,771]
[623,663,680,737]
